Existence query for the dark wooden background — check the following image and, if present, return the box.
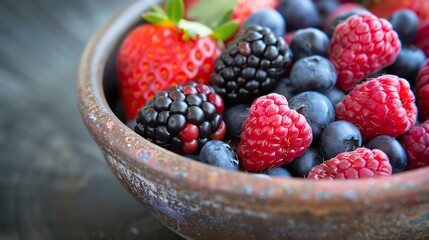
[0,0,181,239]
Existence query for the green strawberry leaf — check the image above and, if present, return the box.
[143,12,168,24]
[211,20,239,40]
[166,0,184,24]
[150,3,167,16]
[187,0,237,29]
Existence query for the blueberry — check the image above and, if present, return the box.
[271,78,294,100]
[323,86,345,107]
[289,55,337,93]
[389,9,419,45]
[387,45,427,85]
[319,120,362,159]
[243,9,286,37]
[289,28,330,61]
[265,167,292,178]
[288,91,335,140]
[276,0,321,32]
[199,140,239,171]
[286,147,324,177]
[365,135,407,173]
[223,104,250,142]
[316,0,340,25]
[326,9,369,38]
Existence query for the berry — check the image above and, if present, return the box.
[386,45,427,85]
[365,135,407,173]
[271,78,294,100]
[319,120,362,159]
[316,0,341,26]
[328,13,401,91]
[308,147,392,180]
[289,28,330,61]
[289,55,337,93]
[276,0,321,32]
[323,86,345,107]
[199,140,239,171]
[367,0,429,24]
[243,9,286,37]
[323,3,365,31]
[210,25,293,105]
[286,147,324,177]
[335,75,417,139]
[398,121,429,170]
[223,103,250,142]
[135,82,226,154]
[417,59,429,121]
[288,91,335,140]
[237,93,312,171]
[414,20,429,58]
[265,167,292,178]
[388,9,419,45]
[116,0,237,120]
[231,0,279,25]
[325,8,369,38]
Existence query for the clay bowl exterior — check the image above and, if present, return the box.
[77,1,429,239]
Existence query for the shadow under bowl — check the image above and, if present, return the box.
[77,1,429,239]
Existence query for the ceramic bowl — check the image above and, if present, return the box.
[77,1,429,239]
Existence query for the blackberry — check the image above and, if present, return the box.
[210,24,292,105]
[135,82,226,154]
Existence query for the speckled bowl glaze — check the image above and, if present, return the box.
[77,1,429,239]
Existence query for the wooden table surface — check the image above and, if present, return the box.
[0,0,181,239]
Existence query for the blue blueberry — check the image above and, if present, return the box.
[271,78,294,100]
[289,55,337,93]
[387,45,427,84]
[286,147,324,177]
[316,0,340,25]
[276,0,321,32]
[243,9,286,37]
[326,9,369,38]
[290,28,330,61]
[288,91,335,140]
[199,140,239,171]
[223,104,250,142]
[323,86,345,107]
[365,135,407,173]
[388,9,419,45]
[319,120,362,159]
[265,167,292,178]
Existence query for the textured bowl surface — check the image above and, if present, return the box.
[77,1,429,239]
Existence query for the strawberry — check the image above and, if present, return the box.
[363,0,429,24]
[117,0,238,120]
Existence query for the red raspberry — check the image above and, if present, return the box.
[335,75,417,139]
[308,148,392,180]
[398,121,429,170]
[328,13,401,91]
[237,93,313,171]
[415,20,429,58]
[417,59,429,121]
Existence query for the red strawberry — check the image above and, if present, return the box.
[365,0,429,24]
[414,19,429,58]
[117,0,238,120]
[417,59,429,121]
[335,75,417,139]
[328,13,401,91]
[237,93,313,171]
[231,0,279,24]
[308,147,392,180]
[398,121,429,170]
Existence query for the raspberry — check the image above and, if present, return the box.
[308,148,392,180]
[415,20,429,57]
[335,75,417,139]
[135,82,226,154]
[398,121,429,170]
[328,13,401,91]
[210,25,293,105]
[237,93,313,171]
[417,59,429,121]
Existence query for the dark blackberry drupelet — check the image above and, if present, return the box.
[210,24,293,105]
[135,82,226,154]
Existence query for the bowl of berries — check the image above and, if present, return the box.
[77,0,429,239]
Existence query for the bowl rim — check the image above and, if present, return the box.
[77,0,429,209]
